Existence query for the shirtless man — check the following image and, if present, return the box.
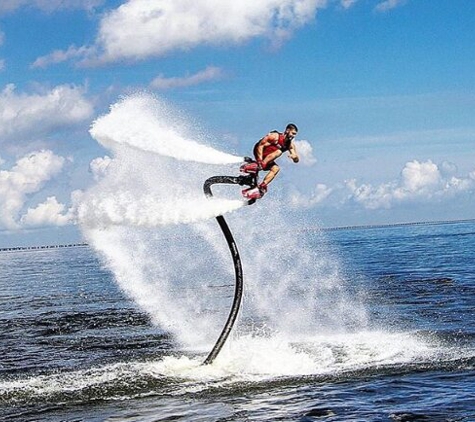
[241,123,299,200]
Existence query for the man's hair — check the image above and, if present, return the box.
[286,123,298,132]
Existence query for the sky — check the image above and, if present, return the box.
[0,0,475,246]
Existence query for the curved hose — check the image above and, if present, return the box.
[203,213,243,365]
[202,174,255,364]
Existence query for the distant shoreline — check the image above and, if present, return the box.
[314,218,475,232]
[1,218,474,252]
[0,243,89,253]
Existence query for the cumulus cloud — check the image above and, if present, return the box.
[293,139,317,166]
[290,183,332,208]
[375,0,407,13]
[0,0,104,14]
[89,155,112,181]
[21,196,74,227]
[291,159,475,211]
[0,83,94,142]
[34,0,326,66]
[346,160,475,209]
[150,66,224,90]
[0,150,67,229]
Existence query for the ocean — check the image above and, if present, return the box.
[1,220,474,422]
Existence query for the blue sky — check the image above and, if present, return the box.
[1,0,475,246]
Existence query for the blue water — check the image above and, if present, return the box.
[1,221,474,421]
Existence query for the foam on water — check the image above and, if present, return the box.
[2,330,470,401]
[152,330,441,381]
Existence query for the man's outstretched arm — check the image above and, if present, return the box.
[288,141,299,163]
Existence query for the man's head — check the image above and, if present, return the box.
[285,123,298,141]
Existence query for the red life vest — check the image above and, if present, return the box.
[260,131,290,158]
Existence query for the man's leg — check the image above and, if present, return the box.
[242,164,279,200]
[263,164,280,185]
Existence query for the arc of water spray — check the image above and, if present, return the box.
[202,170,257,365]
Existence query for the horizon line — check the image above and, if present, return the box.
[1,218,474,252]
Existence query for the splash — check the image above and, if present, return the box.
[80,94,245,229]
[90,93,243,164]
[80,93,368,356]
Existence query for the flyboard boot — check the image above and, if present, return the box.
[239,157,260,174]
[240,157,265,200]
[242,182,267,200]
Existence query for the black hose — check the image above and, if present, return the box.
[202,174,255,364]
[203,213,243,365]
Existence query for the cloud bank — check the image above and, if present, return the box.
[0,150,73,230]
[34,0,327,67]
[0,84,94,143]
[291,159,475,210]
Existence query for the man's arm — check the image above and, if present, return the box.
[288,141,299,163]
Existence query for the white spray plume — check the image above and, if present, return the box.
[80,93,368,356]
[89,93,243,164]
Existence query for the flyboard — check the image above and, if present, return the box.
[202,157,261,365]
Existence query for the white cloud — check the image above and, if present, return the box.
[375,0,407,13]
[399,160,440,194]
[0,59,5,71]
[0,150,66,229]
[21,196,73,227]
[346,160,475,209]
[290,183,332,208]
[340,0,358,9]
[293,139,317,166]
[150,66,224,90]
[0,83,94,142]
[0,0,104,14]
[89,155,112,181]
[35,0,327,66]
[31,45,92,69]
[291,159,475,211]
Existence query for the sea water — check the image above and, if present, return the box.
[1,222,474,421]
[1,94,474,420]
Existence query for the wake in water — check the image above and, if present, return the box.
[3,329,473,406]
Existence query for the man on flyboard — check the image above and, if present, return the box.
[240,123,300,200]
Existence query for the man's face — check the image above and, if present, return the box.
[285,128,298,141]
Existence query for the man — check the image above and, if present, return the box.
[241,123,300,200]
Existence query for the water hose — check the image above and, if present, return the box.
[202,173,256,364]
